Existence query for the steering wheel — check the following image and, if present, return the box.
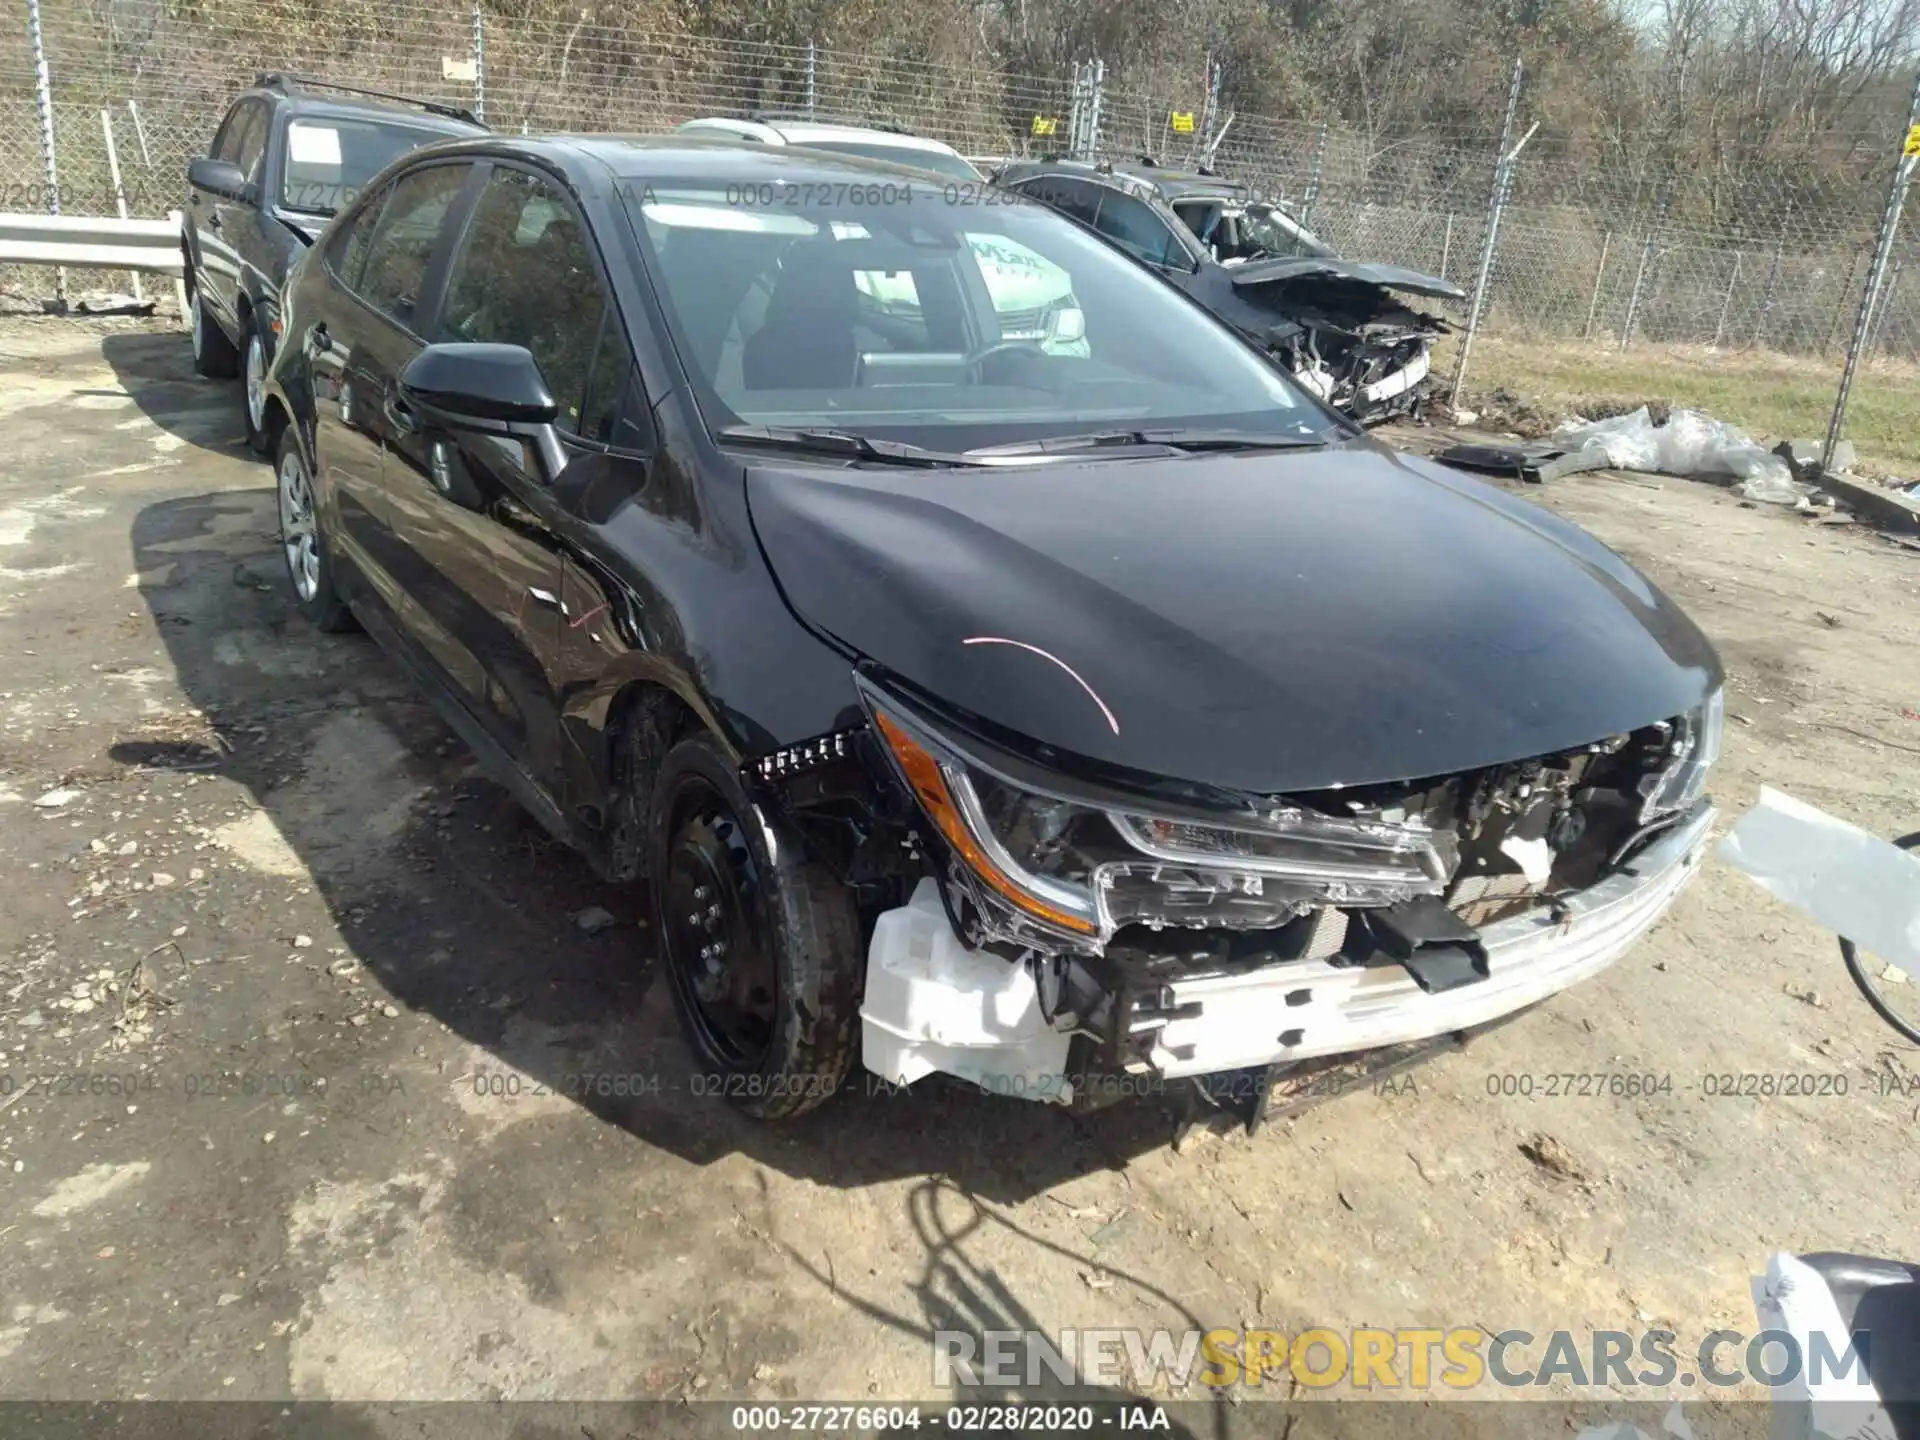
[965,339,1049,385]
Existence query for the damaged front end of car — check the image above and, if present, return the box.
[1176,201,1464,426]
[1261,283,1451,426]
[1218,260,1465,426]
[749,670,1721,1129]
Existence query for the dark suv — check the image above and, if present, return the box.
[995,157,1464,423]
[183,73,484,452]
[257,135,1720,1125]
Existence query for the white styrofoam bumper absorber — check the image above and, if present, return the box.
[860,878,1072,1101]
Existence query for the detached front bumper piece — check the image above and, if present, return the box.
[1140,801,1714,1077]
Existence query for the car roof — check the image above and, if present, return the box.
[262,94,484,135]
[426,133,975,189]
[1000,157,1247,203]
[677,117,964,156]
[238,75,484,133]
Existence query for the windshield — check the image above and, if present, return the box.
[787,141,983,182]
[281,117,457,217]
[1241,203,1337,260]
[623,179,1336,453]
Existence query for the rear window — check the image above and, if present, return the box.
[281,117,460,218]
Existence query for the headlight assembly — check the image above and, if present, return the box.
[1638,688,1723,823]
[859,678,1452,950]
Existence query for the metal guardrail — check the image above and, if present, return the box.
[0,209,184,272]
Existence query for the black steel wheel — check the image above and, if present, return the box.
[649,732,863,1118]
[1839,828,1920,1047]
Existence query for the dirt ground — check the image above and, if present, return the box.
[2,317,1919,1427]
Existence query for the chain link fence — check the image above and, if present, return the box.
[2,0,1916,453]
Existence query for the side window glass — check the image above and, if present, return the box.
[578,317,640,446]
[1094,191,1183,269]
[211,103,249,163]
[233,103,270,183]
[357,164,468,329]
[439,167,606,435]
[1024,177,1098,226]
[326,182,389,291]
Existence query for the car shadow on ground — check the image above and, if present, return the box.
[101,328,251,458]
[130,486,1239,1209]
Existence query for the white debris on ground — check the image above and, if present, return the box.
[1552,406,1806,504]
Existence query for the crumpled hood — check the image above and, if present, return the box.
[746,443,1721,794]
[1231,256,1467,302]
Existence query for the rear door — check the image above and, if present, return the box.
[305,161,475,633]
[387,162,616,784]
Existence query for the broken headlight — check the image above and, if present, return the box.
[1637,688,1723,822]
[860,678,1452,949]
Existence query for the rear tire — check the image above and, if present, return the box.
[189,267,239,380]
[650,733,863,1119]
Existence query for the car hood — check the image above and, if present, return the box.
[1230,256,1466,301]
[745,443,1721,795]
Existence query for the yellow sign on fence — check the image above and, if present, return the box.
[1171,111,1196,134]
[1031,115,1058,137]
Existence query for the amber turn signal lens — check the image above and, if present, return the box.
[872,710,1097,935]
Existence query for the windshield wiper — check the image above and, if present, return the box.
[717,424,982,468]
[966,428,1330,458]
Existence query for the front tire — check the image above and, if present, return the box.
[650,733,863,1119]
[275,427,354,633]
[242,315,272,454]
[188,266,239,380]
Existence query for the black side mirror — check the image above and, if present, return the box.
[189,156,254,204]
[399,343,567,482]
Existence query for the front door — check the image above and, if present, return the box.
[384,162,620,785]
[194,99,267,330]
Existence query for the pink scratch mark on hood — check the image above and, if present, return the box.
[961,636,1120,735]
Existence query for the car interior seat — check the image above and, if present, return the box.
[743,240,859,390]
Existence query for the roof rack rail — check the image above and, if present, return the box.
[253,72,481,127]
[744,108,908,135]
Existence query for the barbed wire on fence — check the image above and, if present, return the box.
[1,0,1914,370]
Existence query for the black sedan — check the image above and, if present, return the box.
[258,135,1723,1122]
